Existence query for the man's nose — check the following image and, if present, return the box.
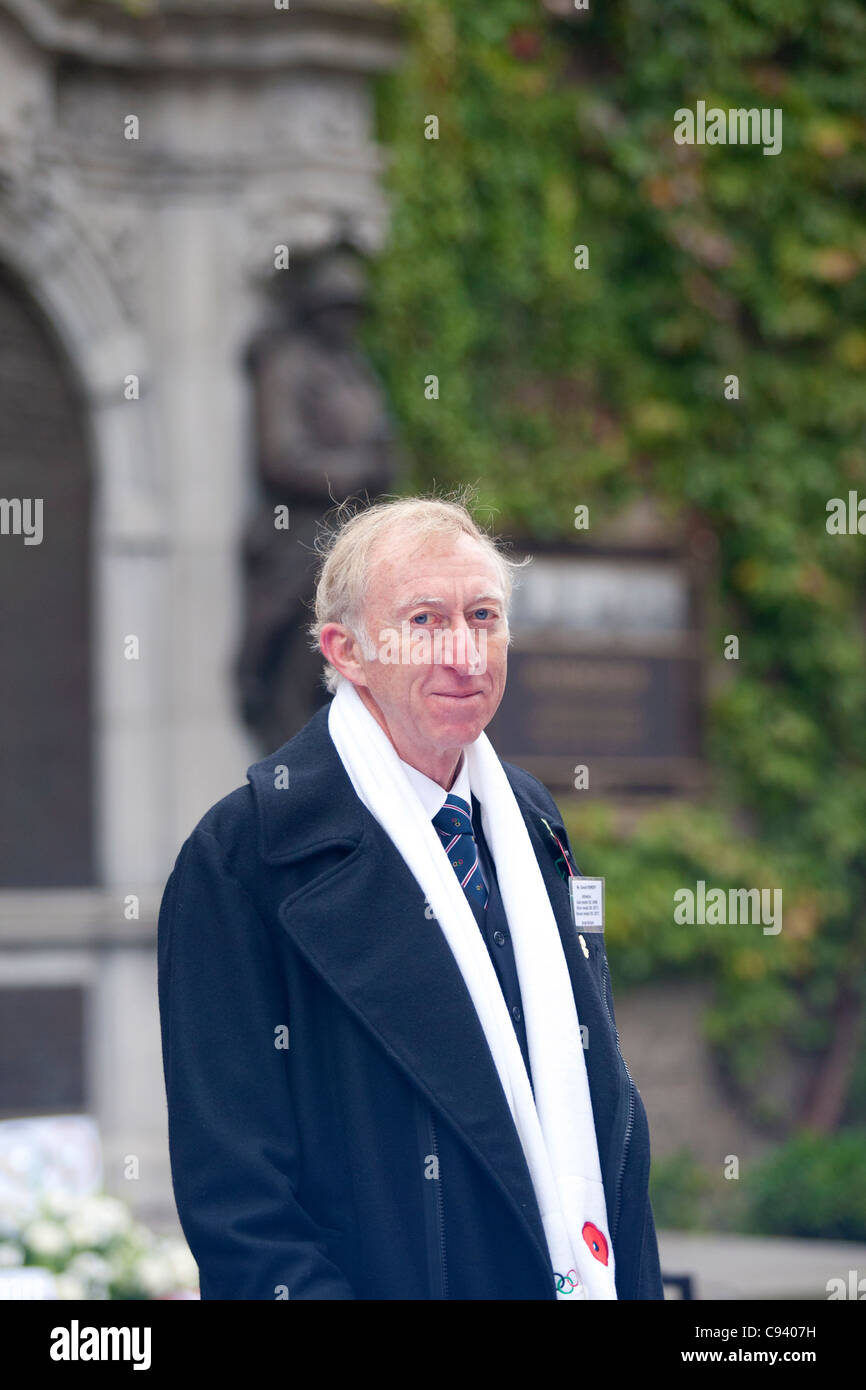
[442,618,485,674]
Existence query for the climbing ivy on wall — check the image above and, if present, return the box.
[365,0,866,1134]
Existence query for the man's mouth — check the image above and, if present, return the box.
[430,691,483,700]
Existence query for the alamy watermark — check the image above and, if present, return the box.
[674,880,782,935]
[50,1322,151,1370]
[674,102,782,157]
[375,621,488,674]
[0,497,42,544]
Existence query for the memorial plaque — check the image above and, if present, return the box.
[488,551,704,793]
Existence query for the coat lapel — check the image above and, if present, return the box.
[246,705,613,1281]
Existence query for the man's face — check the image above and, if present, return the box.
[347,530,509,781]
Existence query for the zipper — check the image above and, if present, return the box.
[428,1111,449,1299]
[600,949,635,1243]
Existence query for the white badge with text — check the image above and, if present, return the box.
[569,876,605,933]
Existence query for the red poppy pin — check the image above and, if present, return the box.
[582,1221,609,1266]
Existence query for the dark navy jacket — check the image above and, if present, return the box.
[157,704,664,1300]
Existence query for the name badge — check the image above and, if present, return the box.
[569,876,605,933]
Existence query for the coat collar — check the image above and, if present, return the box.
[247,704,559,863]
[246,703,595,1285]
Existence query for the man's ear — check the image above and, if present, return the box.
[319,621,368,686]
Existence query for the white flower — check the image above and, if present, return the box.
[130,1222,157,1250]
[0,1195,33,1239]
[68,1251,112,1285]
[66,1195,132,1248]
[41,1191,82,1222]
[165,1242,199,1290]
[133,1251,176,1297]
[65,1262,110,1300]
[105,1243,135,1279]
[0,1241,23,1268]
[55,1272,87,1301]
[24,1220,69,1259]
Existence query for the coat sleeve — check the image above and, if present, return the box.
[157,825,356,1299]
[635,1196,666,1300]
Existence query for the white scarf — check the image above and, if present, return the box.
[328,680,617,1300]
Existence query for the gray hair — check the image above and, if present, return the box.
[308,491,529,694]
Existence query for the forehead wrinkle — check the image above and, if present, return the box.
[394,588,504,613]
[395,594,446,613]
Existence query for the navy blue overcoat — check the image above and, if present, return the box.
[157,705,664,1299]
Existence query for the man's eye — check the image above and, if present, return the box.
[411,613,429,625]
[473,609,493,621]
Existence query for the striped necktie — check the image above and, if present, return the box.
[432,793,489,917]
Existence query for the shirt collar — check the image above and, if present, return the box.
[399,750,473,820]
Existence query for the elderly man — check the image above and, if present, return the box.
[157,495,663,1300]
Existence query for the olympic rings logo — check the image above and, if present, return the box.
[554,1269,581,1295]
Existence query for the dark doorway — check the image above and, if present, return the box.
[0,266,94,885]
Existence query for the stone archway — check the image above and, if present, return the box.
[0,172,162,890]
